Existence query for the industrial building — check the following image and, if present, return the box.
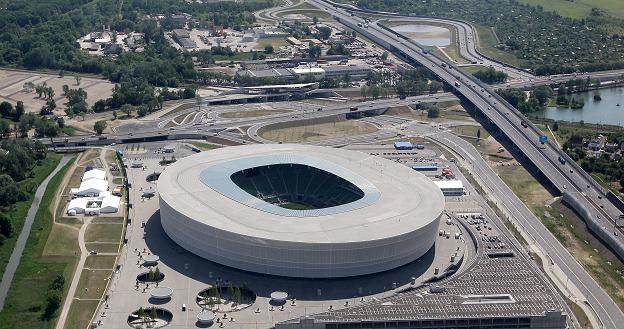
[236,65,371,81]
[157,144,444,278]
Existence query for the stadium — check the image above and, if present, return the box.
[157,144,445,278]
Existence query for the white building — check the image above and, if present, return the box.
[433,180,465,196]
[290,67,326,80]
[67,192,121,215]
[71,178,109,197]
[82,168,107,181]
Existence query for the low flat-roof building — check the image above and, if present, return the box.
[323,65,371,79]
[394,141,414,150]
[433,180,465,196]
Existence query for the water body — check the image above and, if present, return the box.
[536,86,624,126]
[391,24,451,47]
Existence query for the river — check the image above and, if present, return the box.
[536,86,624,126]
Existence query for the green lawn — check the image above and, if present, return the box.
[0,159,75,329]
[65,300,100,329]
[84,224,123,243]
[75,269,111,300]
[0,154,62,279]
[84,255,117,269]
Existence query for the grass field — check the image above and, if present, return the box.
[84,224,123,243]
[0,154,62,279]
[0,159,75,329]
[450,125,490,140]
[260,119,378,143]
[75,269,111,300]
[220,109,292,119]
[188,141,223,151]
[65,300,100,329]
[520,0,624,19]
[43,224,79,257]
[84,243,120,254]
[84,255,117,269]
[277,9,331,19]
[254,37,290,51]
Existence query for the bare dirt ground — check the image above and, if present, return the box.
[0,69,114,115]
[260,119,378,143]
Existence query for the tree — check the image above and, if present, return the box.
[137,106,148,117]
[233,286,241,305]
[121,104,132,117]
[552,121,559,132]
[0,101,13,118]
[113,110,118,120]
[371,86,380,99]
[94,121,107,135]
[227,283,234,301]
[620,177,624,191]
[427,107,440,118]
[43,291,61,320]
[0,121,10,139]
[62,85,69,95]
[360,85,368,99]
[74,75,81,86]
[14,101,24,120]
[150,307,157,320]
[264,44,274,54]
[381,51,388,60]
[0,213,14,239]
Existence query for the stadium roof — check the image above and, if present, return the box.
[200,153,381,217]
[158,144,444,244]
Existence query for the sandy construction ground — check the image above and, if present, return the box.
[0,69,114,115]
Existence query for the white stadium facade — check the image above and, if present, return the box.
[157,144,445,278]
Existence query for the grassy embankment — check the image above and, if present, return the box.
[0,154,62,278]
[0,157,74,329]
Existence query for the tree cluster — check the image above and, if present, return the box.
[497,85,553,114]
[472,67,508,84]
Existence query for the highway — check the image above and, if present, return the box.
[304,0,624,326]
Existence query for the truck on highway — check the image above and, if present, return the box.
[454,81,461,88]
[558,156,566,165]
[349,106,358,111]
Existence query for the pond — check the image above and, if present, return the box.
[536,87,624,126]
[390,24,451,47]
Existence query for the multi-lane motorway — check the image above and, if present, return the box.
[304,0,624,326]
